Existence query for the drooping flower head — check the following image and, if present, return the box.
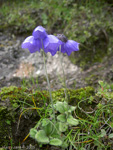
[21,36,41,53]
[32,26,47,40]
[57,34,79,56]
[43,35,61,56]
[21,26,61,56]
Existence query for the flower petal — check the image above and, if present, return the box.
[66,40,79,51]
[21,36,41,53]
[43,35,61,55]
[32,26,47,40]
[61,40,79,56]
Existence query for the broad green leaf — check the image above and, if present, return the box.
[57,114,66,122]
[42,118,50,126]
[67,115,79,126]
[63,102,69,111]
[62,141,68,148]
[98,80,104,87]
[50,122,61,137]
[109,133,113,138]
[35,130,49,144]
[55,102,64,113]
[43,121,54,136]
[68,106,76,112]
[59,122,68,132]
[30,128,37,139]
[50,138,62,146]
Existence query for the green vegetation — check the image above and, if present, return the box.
[0,81,113,149]
[0,0,113,68]
[30,102,79,148]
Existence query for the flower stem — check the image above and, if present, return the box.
[41,40,56,122]
[59,45,68,103]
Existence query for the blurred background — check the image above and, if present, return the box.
[0,0,113,89]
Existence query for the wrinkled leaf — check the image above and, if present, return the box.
[43,121,54,136]
[30,128,38,139]
[35,130,49,144]
[63,102,76,113]
[50,122,61,137]
[67,115,79,126]
[57,114,66,122]
[42,118,50,126]
[59,122,68,132]
[55,102,64,113]
[50,138,62,146]
[63,102,69,111]
[68,106,76,112]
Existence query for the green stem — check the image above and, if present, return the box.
[41,40,56,122]
[59,45,68,103]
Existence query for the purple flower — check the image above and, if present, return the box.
[21,36,41,53]
[43,35,61,56]
[32,26,47,40]
[57,34,79,56]
[21,26,60,56]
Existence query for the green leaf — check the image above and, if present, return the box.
[6,120,11,125]
[50,122,61,137]
[67,115,79,126]
[35,130,49,144]
[99,129,106,138]
[68,106,76,113]
[43,121,54,136]
[42,119,55,136]
[57,114,66,122]
[42,118,50,127]
[59,122,68,132]
[50,138,62,146]
[80,148,86,150]
[62,141,68,148]
[30,128,37,139]
[98,80,104,87]
[109,133,113,138]
[55,102,64,113]
[63,102,69,111]
[110,122,113,128]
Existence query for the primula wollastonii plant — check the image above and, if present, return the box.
[21,26,79,147]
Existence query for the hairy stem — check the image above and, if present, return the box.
[59,45,68,103]
[41,40,56,122]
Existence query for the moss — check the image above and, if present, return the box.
[0,86,49,146]
[0,86,48,107]
[52,86,95,105]
[0,106,12,146]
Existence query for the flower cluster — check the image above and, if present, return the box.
[22,26,79,56]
